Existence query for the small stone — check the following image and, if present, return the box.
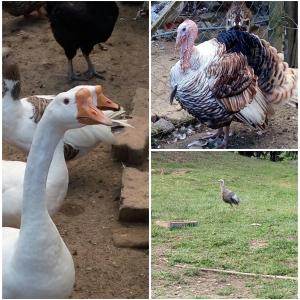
[152,118,175,135]
[177,133,186,140]
[179,126,187,134]
[187,128,194,135]
[112,227,148,249]
[151,114,158,123]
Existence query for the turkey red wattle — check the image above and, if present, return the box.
[175,19,198,72]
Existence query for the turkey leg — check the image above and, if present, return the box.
[216,126,230,149]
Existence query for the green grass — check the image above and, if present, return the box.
[152,152,298,298]
[254,279,297,299]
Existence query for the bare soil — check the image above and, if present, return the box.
[151,40,298,149]
[151,245,289,299]
[3,3,149,299]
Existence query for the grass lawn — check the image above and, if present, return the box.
[151,152,297,298]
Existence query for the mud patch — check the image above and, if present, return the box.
[249,239,268,250]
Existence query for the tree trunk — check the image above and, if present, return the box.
[269,2,284,52]
[284,1,298,67]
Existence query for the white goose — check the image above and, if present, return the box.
[3,50,131,228]
[3,139,68,228]
[3,48,126,160]
[3,87,113,298]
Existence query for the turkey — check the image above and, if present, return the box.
[170,19,297,148]
[218,179,240,207]
[46,2,119,81]
[225,1,253,32]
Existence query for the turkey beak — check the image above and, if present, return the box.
[95,85,120,111]
[76,88,113,126]
[175,35,181,52]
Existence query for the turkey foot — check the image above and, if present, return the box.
[187,139,208,148]
[187,128,224,148]
[210,126,230,149]
[187,127,230,149]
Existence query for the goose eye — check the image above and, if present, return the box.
[63,98,70,105]
[182,27,186,32]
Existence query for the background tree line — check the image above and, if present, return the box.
[238,151,298,162]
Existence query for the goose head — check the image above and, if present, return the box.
[47,87,113,130]
[2,47,21,99]
[67,85,120,111]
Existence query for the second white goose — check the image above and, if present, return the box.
[3,48,127,160]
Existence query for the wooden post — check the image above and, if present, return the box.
[284,1,298,67]
[151,1,183,36]
[268,1,284,52]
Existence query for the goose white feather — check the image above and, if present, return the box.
[3,139,68,228]
[3,87,112,298]
[3,81,129,158]
[3,51,129,158]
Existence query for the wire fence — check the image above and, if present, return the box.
[151,1,298,67]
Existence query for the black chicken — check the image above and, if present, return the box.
[46,2,119,81]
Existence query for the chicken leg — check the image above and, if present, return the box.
[83,55,106,80]
[67,55,106,81]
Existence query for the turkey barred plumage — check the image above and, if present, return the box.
[170,20,297,148]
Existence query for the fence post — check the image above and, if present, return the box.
[151,2,183,36]
[268,1,284,52]
[284,1,298,67]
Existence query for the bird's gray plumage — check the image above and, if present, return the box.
[218,179,240,206]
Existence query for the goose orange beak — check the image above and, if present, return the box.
[95,85,120,111]
[76,88,113,126]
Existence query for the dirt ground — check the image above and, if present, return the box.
[151,41,298,149]
[151,245,295,299]
[3,3,149,299]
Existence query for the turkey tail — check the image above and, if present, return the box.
[259,40,297,105]
[286,68,298,108]
[217,30,297,106]
[170,85,177,104]
[236,88,272,130]
[231,194,240,205]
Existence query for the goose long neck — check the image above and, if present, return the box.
[47,139,67,182]
[20,112,65,228]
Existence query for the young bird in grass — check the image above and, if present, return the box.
[218,179,240,207]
